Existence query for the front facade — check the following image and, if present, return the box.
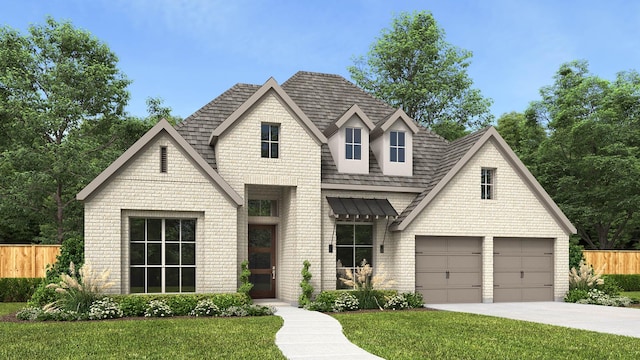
[78,72,576,303]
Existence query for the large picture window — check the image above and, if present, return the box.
[130,218,196,293]
[336,223,373,289]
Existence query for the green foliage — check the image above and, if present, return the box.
[115,295,147,317]
[349,11,492,140]
[569,260,604,291]
[144,300,173,317]
[596,277,622,297]
[528,60,640,249]
[88,297,123,320]
[564,289,589,303]
[401,292,424,308]
[305,289,399,311]
[238,260,253,296]
[576,289,631,306]
[0,278,44,302]
[604,274,640,291]
[298,260,314,307]
[46,236,84,280]
[28,278,59,307]
[333,292,359,312]
[305,290,341,312]
[46,262,114,313]
[112,293,251,317]
[568,240,585,271]
[0,17,132,243]
[496,111,546,166]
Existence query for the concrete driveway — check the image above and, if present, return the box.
[428,302,640,338]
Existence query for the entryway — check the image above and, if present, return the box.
[248,224,276,298]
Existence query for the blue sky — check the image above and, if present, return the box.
[3,0,640,121]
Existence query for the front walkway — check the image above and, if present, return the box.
[428,302,640,338]
[256,300,383,360]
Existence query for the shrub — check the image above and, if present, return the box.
[221,306,248,317]
[298,260,314,307]
[576,289,631,307]
[333,292,359,312]
[569,241,584,271]
[40,303,86,321]
[402,292,424,308]
[46,262,113,313]
[112,293,251,317]
[16,306,43,321]
[384,294,409,310]
[596,277,621,296]
[116,295,148,317]
[190,299,221,317]
[165,295,198,316]
[305,290,340,312]
[569,260,604,291]
[603,274,640,291]
[46,236,84,281]
[0,278,44,302]
[245,304,275,316]
[564,289,589,303]
[88,297,123,320]
[339,260,396,309]
[144,300,173,317]
[28,279,59,307]
[238,260,253,296]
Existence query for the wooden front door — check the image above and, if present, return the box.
[248,225,276,298]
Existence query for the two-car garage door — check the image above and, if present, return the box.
[415,236,554,303]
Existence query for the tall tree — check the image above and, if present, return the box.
[348,11,493,140]
[496,111,546,167]
[0,17,130,243]
[528,60,640,249]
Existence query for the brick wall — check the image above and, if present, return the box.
[84,134,239,294]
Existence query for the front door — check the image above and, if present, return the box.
[248,225,276,298]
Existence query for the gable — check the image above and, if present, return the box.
[395,128,576,235]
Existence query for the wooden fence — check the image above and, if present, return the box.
[583,250,640,274]
[0,245,61,278]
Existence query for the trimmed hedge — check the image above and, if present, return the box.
[112,293,251,317]
[0,278,44,302]
[604,275,640,291]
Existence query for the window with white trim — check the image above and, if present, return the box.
[130,218,196,293]
[345,127,362,160]
[261,123,279,158]
[481,168,495,200]
[336,222,373,289]
[390,131,405,162]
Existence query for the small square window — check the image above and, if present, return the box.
[261,123,279,158]
[481,168,495,200]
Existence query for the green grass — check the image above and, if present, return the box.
[622,291,640,301]
[0,304,285,359]
[0,303,24,316]
[334,310,640,360]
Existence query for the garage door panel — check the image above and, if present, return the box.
[522,256,553,270]
[416,272,447,287]
[494,239,521,253]
[494,272,521,285]
[416,255,447,271]
[448,288,481,303]
[419,289,447,304]
[448,255,482,270]
[415,237,448,253]
[494,256,521,269]
[523,272,553,285]
[448,272,481,286]
[522,287,553,301]
[522,239,554,254]
[494,288,521,302]
[449,237,482,252]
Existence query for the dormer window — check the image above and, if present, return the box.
[390,131,405,163]
[261,123,279,158]
[345,128,362,160]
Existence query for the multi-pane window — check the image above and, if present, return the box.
[390,131,405,162]
[248,199,278,217]
[336,223,373,289]
[130,218,196,293]
[345,127,362,160]
[481,168,495,200]
[261,123,279,158]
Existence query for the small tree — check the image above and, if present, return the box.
[298,260,314,307]
[238,260,253,297]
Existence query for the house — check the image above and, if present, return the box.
[77,72,576,304]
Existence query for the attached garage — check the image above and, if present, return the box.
[415,236,482,303]
[494,238,554,302]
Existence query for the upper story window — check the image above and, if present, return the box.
[248,199,278,217]
[390,131,405,163]
[261,123,279,158]
[481,168,495,200]
[160,146,168,173]
[345,127,362,160]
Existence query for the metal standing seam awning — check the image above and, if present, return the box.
[326,197,398,220]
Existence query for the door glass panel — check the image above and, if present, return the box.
[250,274,272,291]
[249,252,271,269]
[249,228,272,247]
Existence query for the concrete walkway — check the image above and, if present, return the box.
[428,302,640,338]
[260,301,383,360]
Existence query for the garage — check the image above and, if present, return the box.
[415,236,482,303]
[494,238,554,302]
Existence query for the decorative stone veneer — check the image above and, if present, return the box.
[215,93,322,302]
[400,139,570,302]
[83,133,239,294]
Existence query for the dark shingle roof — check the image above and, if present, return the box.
[174,71,489,223]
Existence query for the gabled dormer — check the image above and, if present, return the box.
[370,109,420,176]
[325,104,375,174]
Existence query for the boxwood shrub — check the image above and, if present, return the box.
[0,278,44,302]
[112,293,251,317]
[604,275,640,291]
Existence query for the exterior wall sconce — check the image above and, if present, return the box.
[329,244,333,253]
[380,244,384,253]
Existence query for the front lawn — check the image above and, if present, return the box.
[334,310,640,359]
[0,304,285,359]
[622,291,640,301]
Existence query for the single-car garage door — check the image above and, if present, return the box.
[494,238,554,302]
[415,236,482,303]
